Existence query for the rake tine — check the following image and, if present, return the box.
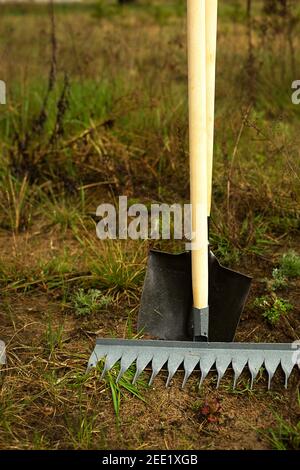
[149,351,169,386]
[215,354,232,389]
[87,346,108,371]
[101,349,123,379]
[166,353,184,387]
[132,351,153,385]
[199,353,215,388]
[182,354,201,388]
[248,353,264,389]
[281,352,297,389]
[232,354,248,389]
[116,351,138,383]
[264,353,281,390]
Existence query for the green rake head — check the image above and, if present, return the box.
[88,339,300,390]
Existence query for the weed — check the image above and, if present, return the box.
[0,173,34,232]
[192,398,223,426]
[96,360,147,424]
[40,251,75,278]
[279,251,300,278]
[265,395,300,450]
[0,392,25,436]
[266,391,300,450]
[66,412,97,449]
[31,431,50,450]
[270,268,288,291]
[254,295,292,325]
[44,321,64,356]
[81,238,146,296]
[72,288,112,317]
[267,419,300,450]
[209,230,240,265]
[40,189,84,233]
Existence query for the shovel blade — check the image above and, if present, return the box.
[138,250,251,342]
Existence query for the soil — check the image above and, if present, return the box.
[0,228,299,450]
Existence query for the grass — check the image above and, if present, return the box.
[101,362,148,424]
[267,417,300,450]
[265,394,300,450]
[0,173,34,232]
[0,0,300,450]
[279,251,300,278]
[85,239,147,296]
[41,194,83,233]
[44,321,65,357]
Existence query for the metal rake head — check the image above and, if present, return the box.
[0,341,6,366]
[88,339,300,390]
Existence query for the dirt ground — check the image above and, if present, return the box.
[0,227,299,450]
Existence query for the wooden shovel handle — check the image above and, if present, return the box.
[187,0,208,309]
[206,0,218,216]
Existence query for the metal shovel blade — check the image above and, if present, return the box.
[137,250,252,342]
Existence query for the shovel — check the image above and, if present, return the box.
[138,0,251,343]
[88,0,300,390]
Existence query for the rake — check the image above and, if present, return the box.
[88,340,300,390]
[88,0,300,389]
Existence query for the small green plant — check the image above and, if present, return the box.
[265,395,300,450]
[279,251,300,278]
[72,288,112,317]
[267,392,300,450]
[254,295,292,325]
[40,251,74,277]
[96,360,147,424]
[44,322,64,356]
[270,268,288,291]
[209,231,240,265]
[41,193,82,233]
[267,418,300,450]
[66,412,97,449]
[0,173,34,232]
[87,241,146,295]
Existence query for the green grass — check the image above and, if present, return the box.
[40,193,84,233]
[0,3,95,17]
[44,321,65,357]
[93,0,186,23]
[265,394,300,450]
[279,251,300,278]
[0,173,35,232]
[65,410,98,449]
[267,418,300,450]
[40,251,77,278]
[95,360,148,424]
[85,240,146,294]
